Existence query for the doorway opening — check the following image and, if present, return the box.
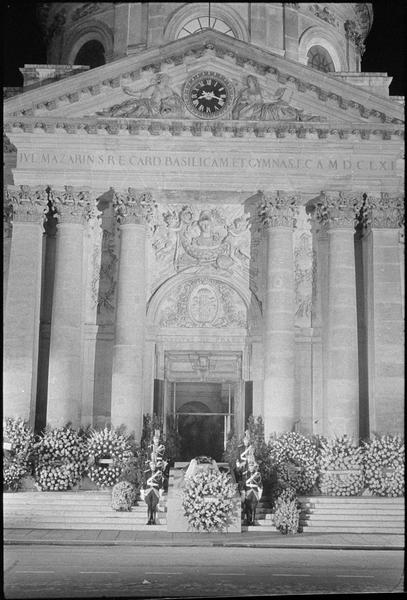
[171,382,234,461]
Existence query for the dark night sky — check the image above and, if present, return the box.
[3,1,406,95]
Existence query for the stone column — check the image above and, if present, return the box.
[315,191,363,438]
[362,193,404,434]
[110,188,155,439]
[47,187,92,428]
[3,185,48,425]
[260,191,298,438]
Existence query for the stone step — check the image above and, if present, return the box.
[298,496,404,504]
[4,503,167,512]
[303,506,404,514]
[301,523,403,534]
[5,520,168,531]
[302,510,404,521]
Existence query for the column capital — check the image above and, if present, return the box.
[315,191,363,230]
[362,193,404,229]
[258,191,299,229]
[113,188,157,226]
[6,184,49,225]
[50,186,96,225]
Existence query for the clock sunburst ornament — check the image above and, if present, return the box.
[183,71,234,119]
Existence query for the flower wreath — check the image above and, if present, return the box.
[268,432,319,494]
[318,435,364,496]
[34,425,88,491]
[3,417,35,491]
[362,434,404,497]
[182,470,237,533]
[86,427,133,488]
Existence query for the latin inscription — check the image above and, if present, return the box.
[17,151,396,173]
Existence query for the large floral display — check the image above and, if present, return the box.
[3,417,35,491]
[318,435,364,496]
[363,434,404,497]
[86,427,133,488]
[268,432,319,494]
[182,458,238,532]
[34,425,88,491]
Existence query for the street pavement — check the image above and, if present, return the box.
[4,527,404,550]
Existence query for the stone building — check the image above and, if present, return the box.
[3,3,404,460]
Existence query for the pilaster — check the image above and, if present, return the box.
[361,193,404,434]
[46,186,94,427]
[3,185,48,426]
[315,191,363,438]
[259,191,298,438]
[110,188,155,439]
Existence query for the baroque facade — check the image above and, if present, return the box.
[3,3,404,460]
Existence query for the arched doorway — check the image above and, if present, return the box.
[177,399,225,461]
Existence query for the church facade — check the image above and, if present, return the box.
[3,3,404,460]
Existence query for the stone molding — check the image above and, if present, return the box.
[258,191,299,228]
[50,186,95,224]
[315,191,364,229]
[5,39,402,126]
[4,118,403,141]
[362,193,405,229]
[6,184,49,225]
[113,188,157,226]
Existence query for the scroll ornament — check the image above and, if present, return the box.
[113,188,157,227]
[315,191,364,229]
[50,186,94,224]
[258,192,299,228]
[6,185,49,224]
[362,194,404,229]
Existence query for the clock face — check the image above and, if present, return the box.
[183,71,234,119]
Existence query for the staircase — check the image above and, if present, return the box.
[3,490,168,531]
[298,496,405,534]
[242,495,278,532]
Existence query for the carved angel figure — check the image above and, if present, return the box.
[232,75,321,121]
[97,73,184,118]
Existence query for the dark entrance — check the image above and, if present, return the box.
[178,412,224,461]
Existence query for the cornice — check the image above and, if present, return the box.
[3,30,404,125]
[3,117,403,142]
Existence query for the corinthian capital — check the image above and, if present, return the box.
[6,184,49,225]
[50,186,93,224]
[258,191,299,229]
[315,191,363,229]
[113,188,157,226]
[362,193,404,229]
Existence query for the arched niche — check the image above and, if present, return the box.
[63,20,114,65]
[147,272,261,331]
[298,26,345,72]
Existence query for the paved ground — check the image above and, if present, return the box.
[4,544,404,598]
[4,528,404,550]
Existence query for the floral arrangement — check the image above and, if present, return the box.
[3,417,35,491]
[317,434,364,496]
[111,480,136,511]
[272,487,301,534]
[182,470,238,532]
[362,434,404,497]
[268,432,319,494]
[34,425,88,491]
[86,427,133,488]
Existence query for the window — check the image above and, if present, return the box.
[307,45,335,73]
[177,16,235,39]
[74,40,105,68]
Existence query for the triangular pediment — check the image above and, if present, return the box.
[4,29,404,130]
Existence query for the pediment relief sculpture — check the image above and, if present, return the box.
[232,76,324,122]
[95,71,324,122]
[96,73,184,119]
